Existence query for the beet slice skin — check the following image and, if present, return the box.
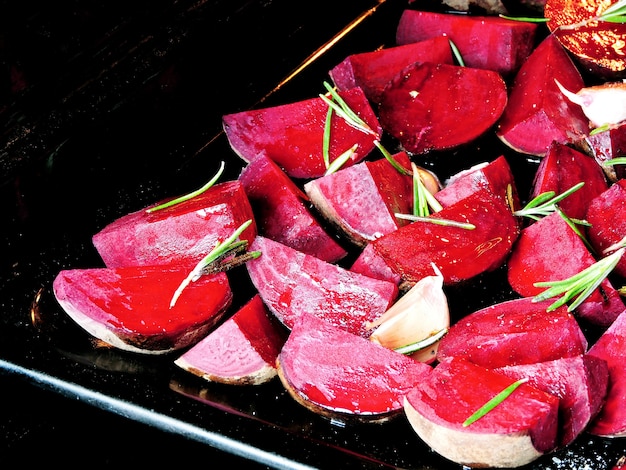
[585,179,626,278]
[92,180,256,269]
[507,211,625,327]
[496,34,589,157]
[174,294,287,385]
[303,152,413,247]
[495,354,609,447]
[246,236,398,338]
[222,87,382,179]
[530,141,608,221]
[577,122,626,182]
[53,266,232,355]
[277,313,431,422]
[239,152,347,263]
[437,297,588,368]
[350,187,519,290]
[587,309,626,437]
[395,9,537,76]
[329,36,453,105]
[404,356,560,468]
[379,62,507,155]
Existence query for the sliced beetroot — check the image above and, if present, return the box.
[379,62,507,154]
[577,122,626,182]
[587,310,626,437]
[222,87,382,179]
[174,294,287,385]
[495,354,609,447]
[246,236,398,338]
[437,297,588,368]
[329,36,453,105]
[303,152,413,247]
[395,9,537,76]
[507,211,625,326]
[585,179,626,277]
[277,313,431,421]
[350,187,519,289]
[53,266,232,355]
[530,141,608,221]
[545,0,626,78]
[239,152,347,263]
[404,356,559,468]
[496,34,590,157]
[92,180,256,269]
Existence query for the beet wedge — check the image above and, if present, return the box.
[53,266,233,355]
[246,236,398,338]
[495,354,609,447]
[395,9,537,76]
[496,34,589,157]
[587,309,626,437]
[350,187,519,290]
[530,141,608,221]
[437,297,588,368]
[222,87,382,179]
[92,180,256,269]
[239,152,347,263]
[585,179,626,278]
[576,122,626,182]
[404,356,560,468]
[174,294,287,385]
[303,152,414,247]
[329,36,453,105]
[277,313,431,422]
[379,62,507,155]
[507,211,625,327]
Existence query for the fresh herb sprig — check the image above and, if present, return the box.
[394,328,449,355]
[395,213,476,230]
[513,182,584,221]
[501,0,626,26]
[463,378,529,427]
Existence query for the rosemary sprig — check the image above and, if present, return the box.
[533,247,625,312]
[411,162,443,216]
[319,81,376,136]
[394,328,448,355]
[448,39,465,67]
[374,140,412,176]
[463,378,529,427]
[170,220,260,308]
[499,15,550,23]
[147,161,225,213]
[513,182,584,221]
[395,213,476,230]
[325,144,358,175]
[604,157,626,167]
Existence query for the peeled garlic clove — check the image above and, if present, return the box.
[555,79,626,128]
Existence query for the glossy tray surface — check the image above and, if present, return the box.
[1,0,624,468]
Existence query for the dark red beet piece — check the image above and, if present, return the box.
[577,122,626,182]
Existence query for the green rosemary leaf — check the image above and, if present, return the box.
[325,144,358,175]
[395,213,475,230]
[499,14,549,22]
[394,328,448,355]
[604,157,626,166]
[513,183,584,220]
[448,39,465,67]
[463,378,529,427]
[323,105,333,169]
[374,140,411,176]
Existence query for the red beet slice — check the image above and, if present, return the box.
[545,0,626,78]
[92,180,256,269]
[379,62,507,154]
[246,236,398,338]
[585,179,626,277]
[507,211,625,326]
[350,187,519,289]
[329,36,453,105]
[530,141,608,221]
[239,152,347,263]
[222,87,382,179]
[53,266,232,355]
[395,9,537,76]
[277,313,431,421]
[587,310,626,436]
[303,152,413,247]
[496,34,589,157]
[495,354,609,447]
[404,356,560,468]
[577,122,626,182]
[437,297,588,368]
[174,295,287,385]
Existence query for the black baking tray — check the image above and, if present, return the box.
[1,0,624,467]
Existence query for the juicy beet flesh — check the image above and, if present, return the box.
[437,297,588,368]
[222,87,382,179]
[92,180,257,268]
[378,62,507,154]
[507,211,625,327]
[577,122,626,182]
[395,9,538,76]
[53,266,233,354]
[239,152,347,263]
[277,312,431,420]
[329,36,453,105]
[496,34,589,157]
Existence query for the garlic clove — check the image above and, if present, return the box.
[555,79,626,128]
